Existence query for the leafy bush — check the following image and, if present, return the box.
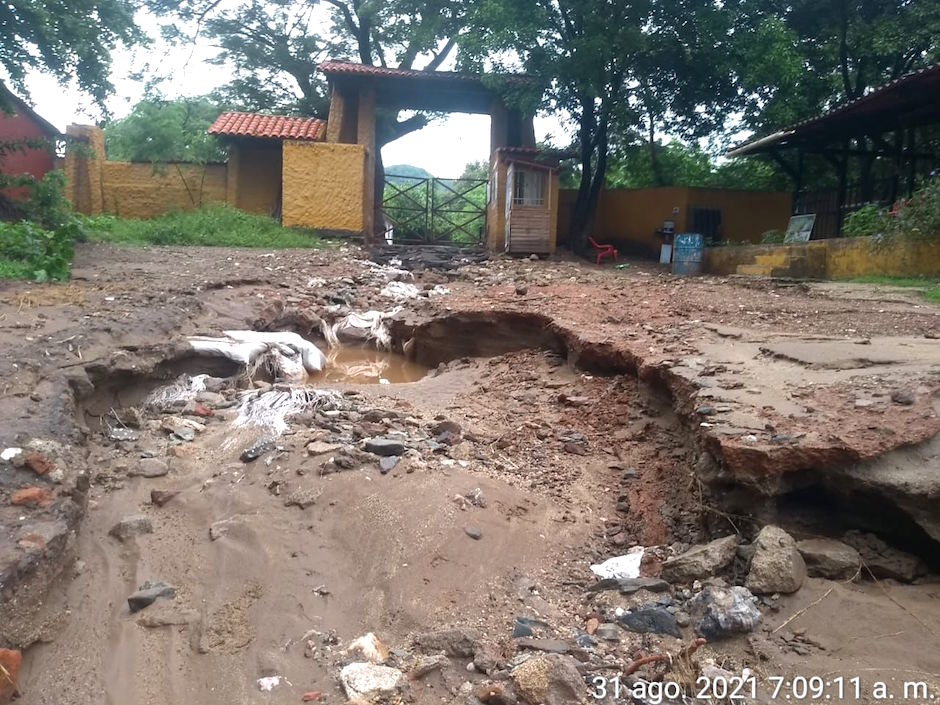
[760,229,786,244]
[842,204,887,238]
[885,179,940,242]
[84,204,325,248]
[0,219,76,281]
[0,170,83,281]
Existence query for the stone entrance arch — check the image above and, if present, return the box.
[318,61,537,246]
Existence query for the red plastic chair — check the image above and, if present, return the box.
[589,237,618,265]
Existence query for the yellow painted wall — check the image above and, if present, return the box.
[231,142,282,215]
[557,187,792,256]
[705,236,940,279]
[100,162,227,218]
[64,124,106,215]
[281,140,365,232]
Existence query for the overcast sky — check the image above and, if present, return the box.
[20,11,570,179]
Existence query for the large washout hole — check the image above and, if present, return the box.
[314,346,429,384]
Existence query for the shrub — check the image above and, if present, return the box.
[84,204,325,249]
[760,229,786,244]
[885,179,940,242]
[842,204,887,238]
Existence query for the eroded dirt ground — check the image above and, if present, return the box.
[0,243,938,705]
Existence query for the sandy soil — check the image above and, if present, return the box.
[0,243,938,705]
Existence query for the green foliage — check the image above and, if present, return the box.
[884,179,940,242]
[605,141,789,191]
[1,0,141,108]
[104,98,228,164]
[0,220,75,282]
[760,229,787,244]
[841,204,887,238]
[83,205,326,249]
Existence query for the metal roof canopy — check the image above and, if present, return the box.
[727,63,940,158]
[318,61,533,114]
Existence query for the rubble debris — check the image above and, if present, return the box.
[660,535,739,583]
[240,438,276,463]
[797,538,861,579]
[339,662,403,701]
[586,577,669,594]
[364,437,406,456]
[689,586,761,640]
[109,514,153,542]
[413,628,478,658]
[842,531,926,582]
[150,489,179,506]
[465,527,483,540]
[620,607,682,638]
[510,653,585,705]
[127,580,176,612]
[410,654,449,679]
[130,458,170,478]
[0,649,21,702]
[745,526,806,594]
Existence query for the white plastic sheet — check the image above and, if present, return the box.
[188,330,327,381]
[590,546,645,579]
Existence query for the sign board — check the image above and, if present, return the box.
[784,214,816,243]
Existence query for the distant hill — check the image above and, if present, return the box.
[385,164,432,183]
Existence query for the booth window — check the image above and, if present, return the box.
[513,169,546,206]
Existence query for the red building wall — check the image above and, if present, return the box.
[0,110,56,181]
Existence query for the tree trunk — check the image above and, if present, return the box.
[568,96,596,255]
[648,115,664,187]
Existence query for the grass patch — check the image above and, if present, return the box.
[850,276,940,303]
[84,204,326,249]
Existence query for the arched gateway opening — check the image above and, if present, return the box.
[209,61,569,254]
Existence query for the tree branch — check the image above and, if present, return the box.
[423,36,458,71]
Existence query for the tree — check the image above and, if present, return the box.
[735,0,940,133]
[0,0,141,109]
[150,0,487,233]
[105,97,228,163]
[464,0,739,253]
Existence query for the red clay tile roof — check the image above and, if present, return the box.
[208,112,327,141]
[318,61,533,86]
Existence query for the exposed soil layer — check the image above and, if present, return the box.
[0,243,937,705]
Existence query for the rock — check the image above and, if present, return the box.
[346,632,390,664]
[465,527,483,540]
[131,458,169,478]
[364,437,406,456]
[285,488,319,509]
[516,638,570,654]
[660,535,739,584]
[512,616,549,638]
[339,662,403,701]
[675,611,691,628]
[413,628,479,658]
[23,451,54,476]
[891,390,915,406]
[587,577,670,594]
[410,654,450,679]
[136,604,199,628]
[240,437,275,462]
[209,520,234,541]
[127,580,176,612]
[109,514,153,541]
[842,531,926,582]
[689,586,761,640]
[10,486,52,507]
[595,623,620,641]
[307,441,341,456]
[0,649,21,702]
[619,607,681,638]
[745,526,806,594]
[511,654,585,705]
[797,538,861,579]
[150,489,179,506]
[431,419,462,437]
[465,487,487,508]
[379,456,399,474]
[515,285,528,296]
[301,692,321,702]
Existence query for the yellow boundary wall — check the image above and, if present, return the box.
[704,236,940,279]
